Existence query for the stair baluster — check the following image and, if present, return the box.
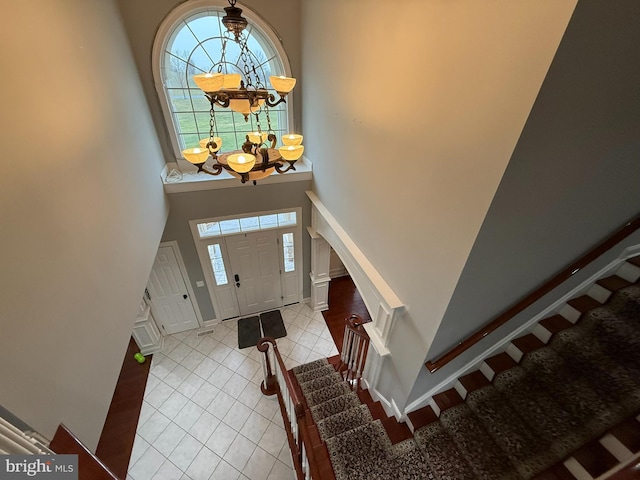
[338,315,370,391]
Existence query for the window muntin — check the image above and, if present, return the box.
[197,211,297,238]
[157,4,290,158]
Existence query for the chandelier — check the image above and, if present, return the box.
[181,0,304,185]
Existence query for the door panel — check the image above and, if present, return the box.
[226,230,283,316]
[147,246,200,334]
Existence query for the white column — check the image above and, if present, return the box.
[307,226,331,311]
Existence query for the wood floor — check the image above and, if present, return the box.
[96,337,151,479]
[95,276,369,478]
[322,275,371,353]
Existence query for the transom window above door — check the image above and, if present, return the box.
[196,211,297,238]
[153,0,294,161]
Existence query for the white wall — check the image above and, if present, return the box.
[0,0,169,450]
[301,0,576,407]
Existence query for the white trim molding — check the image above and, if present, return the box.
[306,191,403,402]
[306,191,404,348]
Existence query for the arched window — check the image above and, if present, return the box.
[153,0,293,161]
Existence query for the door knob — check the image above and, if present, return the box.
[236,282,240,288]
[183,294,188,299]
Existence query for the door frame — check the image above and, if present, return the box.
[151,241,204,329]
[190,208,303,321]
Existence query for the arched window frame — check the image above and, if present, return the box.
[152,0,296,163]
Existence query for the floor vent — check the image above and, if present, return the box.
[196,328,215,337]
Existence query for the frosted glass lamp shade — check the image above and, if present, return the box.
[182,147,210,164]
[193,73,224,92]
[199,137,222,153]
[269,75,296,93]
[282,134,303,146]
[278,145,304,161]
[229,98,263,115]
[227,153,256,173]
[248,132,269,144]
[222,73,242,89]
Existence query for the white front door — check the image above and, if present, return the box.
[147,245,200,334]
[225,230,283,316]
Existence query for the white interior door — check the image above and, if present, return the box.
[226,230,283,316]
[147,245,200,334]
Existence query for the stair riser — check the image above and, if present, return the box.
[617,261,640,283]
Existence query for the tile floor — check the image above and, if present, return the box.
[127,302,339,480]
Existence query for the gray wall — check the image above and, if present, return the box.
[0,0,169,450]
[162,182,313,321]
[427,0,640,362]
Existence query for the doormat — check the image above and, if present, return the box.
[260,310,287,339]
[238,316,261,349]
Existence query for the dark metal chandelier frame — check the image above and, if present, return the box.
[182,0,303,185]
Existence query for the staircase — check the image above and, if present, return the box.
[285,257,640,479]
[291,357,429,480]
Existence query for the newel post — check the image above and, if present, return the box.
[257,337,278,396]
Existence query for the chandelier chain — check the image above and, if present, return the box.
[218,35,229,73]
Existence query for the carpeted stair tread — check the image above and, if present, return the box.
[520,347,624,439]
[414,421,476,480]
[493,366,585,458]
[384,439,435,479]
[292,358,330,375]
[295,364,337,384]
[316,404,374,441]
[310,392,361,423]
[325,420,393,479]
[466,385,559,478]
[305,382,352,407]
[300,371,344,397]
[549,323,640,413]
[326,420,434,480]
[439,403,521,480]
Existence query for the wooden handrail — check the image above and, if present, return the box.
[257,337,320,480]
[345,314,370,341]
[49,424,120,480]
[425,213,640,373]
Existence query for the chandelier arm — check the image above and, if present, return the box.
[274,161,297,174]
[196,163,224,176]
[264,94,286,108]
[208,93,231,109]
